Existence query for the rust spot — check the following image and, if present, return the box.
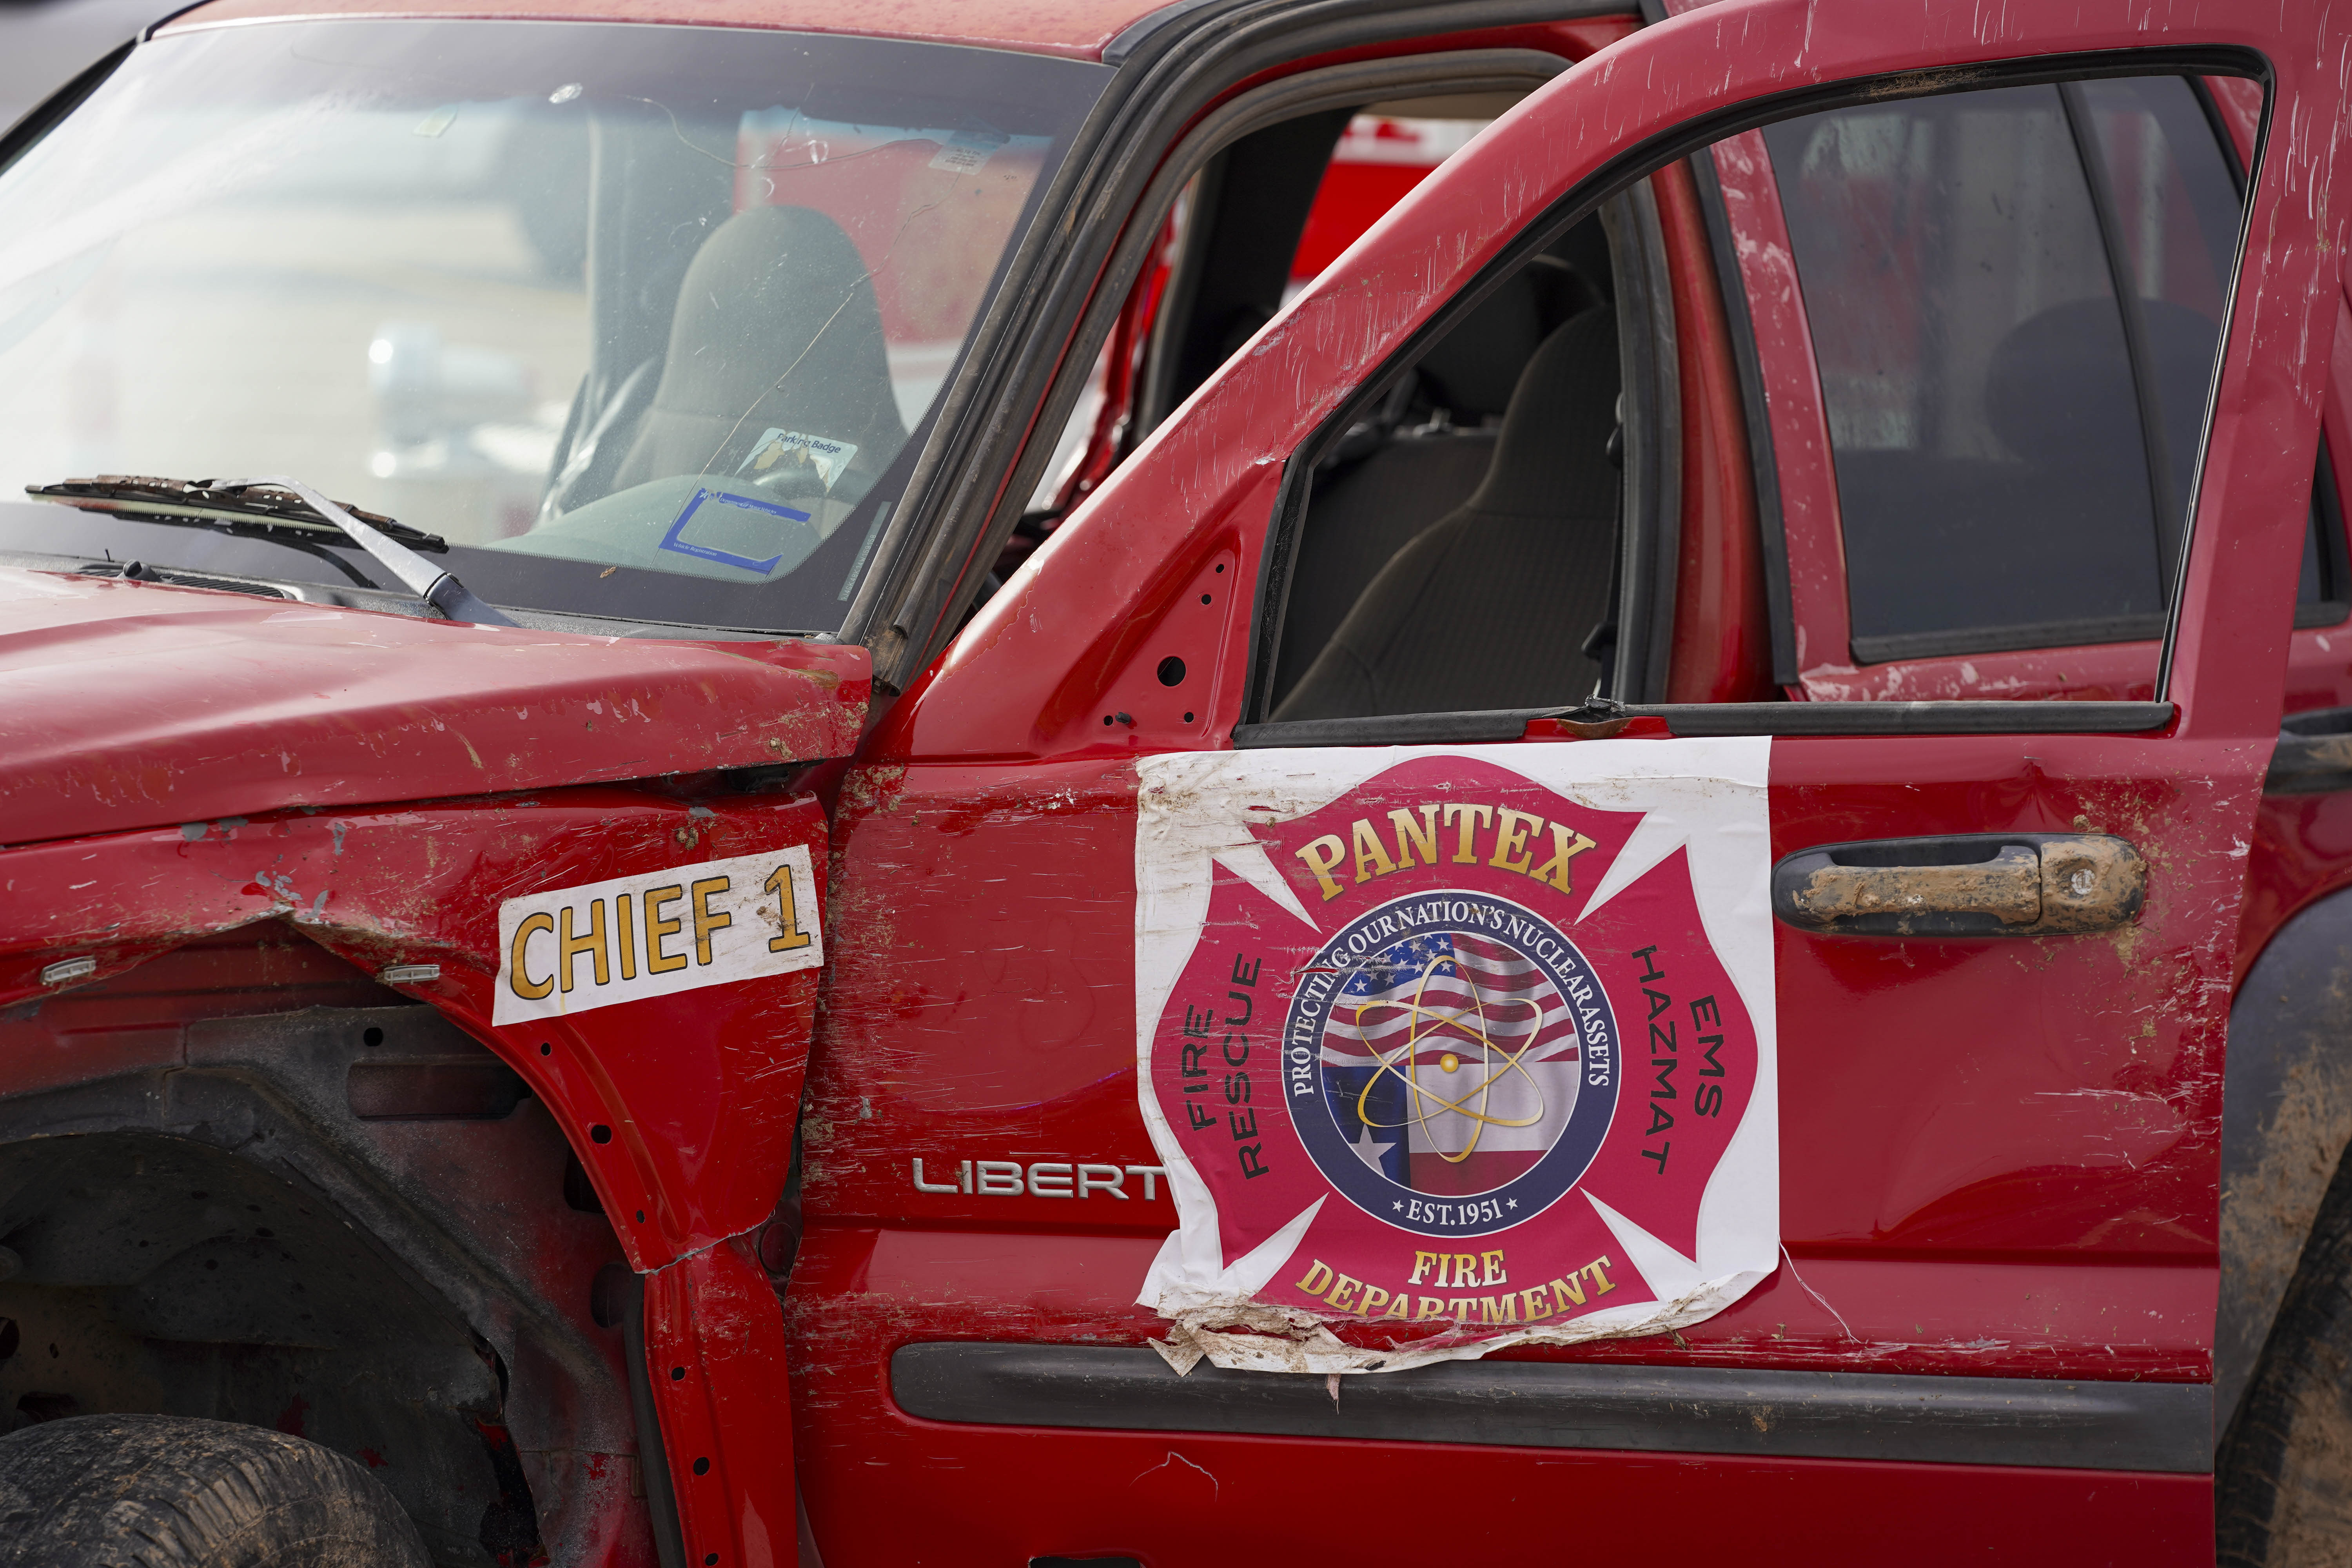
[2035,836,2146,934]
[1794,851,2041,927]
[1857,65,1993,102]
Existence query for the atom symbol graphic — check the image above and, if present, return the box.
[1348,949,1554,1165]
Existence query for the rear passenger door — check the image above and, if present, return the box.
[1713,72,2274,703]
[795,3,2342,1564]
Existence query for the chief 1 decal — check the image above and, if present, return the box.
[1134,742,1775,1373]
[494,846,823,1024]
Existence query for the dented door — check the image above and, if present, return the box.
[791,0,2345,1562]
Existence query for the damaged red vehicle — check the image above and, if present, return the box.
[0,0,2348,1561]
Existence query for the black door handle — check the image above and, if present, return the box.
[1772,833,2145,937]
[2269,706,2352,794]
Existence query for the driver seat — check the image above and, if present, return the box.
[1272,308,1622,721]
[610,203,907,492]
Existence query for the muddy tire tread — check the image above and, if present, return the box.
[2221,1134,2352,1566]
[0,1412,429,1568]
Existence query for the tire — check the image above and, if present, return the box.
[0,1413,430,1568]
[2221,1143,2352,1565]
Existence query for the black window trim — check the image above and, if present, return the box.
[1605,173,1683,705]
[2155,59,2276,697]
[1237,42,2272,748]
[1849,614,2169,668]
[1243,179,1671,726]
[0,42,131,176]
[2299,443,2352,627]
[1235,699,2175,747]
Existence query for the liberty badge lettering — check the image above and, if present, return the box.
[1134,744,1776,1373]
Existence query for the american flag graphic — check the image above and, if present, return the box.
[1320,930,1584,1197]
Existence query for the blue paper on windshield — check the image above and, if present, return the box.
[658,488,812,575]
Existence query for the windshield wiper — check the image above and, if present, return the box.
[27,474,515,626]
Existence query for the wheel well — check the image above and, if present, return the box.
[2221,881,2352,1440]
[0,927,648,1568]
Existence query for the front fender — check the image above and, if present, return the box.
[0,786,826,1268]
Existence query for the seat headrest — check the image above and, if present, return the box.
[1416,270,1547,420]
[613,203,906,488]
[1465,307,1622,518]
[1985,296,2220,475]
[1412,225,1610,423]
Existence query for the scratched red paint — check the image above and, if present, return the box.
[0,573,869,848]
[0,0,2344,1563]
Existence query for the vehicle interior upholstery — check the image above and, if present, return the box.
[1104,94,1626,723]
[1268,220,1618,719]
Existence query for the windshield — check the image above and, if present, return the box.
[0,20,1107,631]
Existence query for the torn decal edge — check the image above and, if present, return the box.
[1131,739,1779,1375]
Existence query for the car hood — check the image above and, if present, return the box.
[0,568,869,848]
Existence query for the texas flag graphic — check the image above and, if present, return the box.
[1321,929,1585,1197]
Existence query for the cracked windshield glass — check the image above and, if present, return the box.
[0,21,1106,631]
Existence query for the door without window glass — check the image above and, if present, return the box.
[1761,77,2243,661]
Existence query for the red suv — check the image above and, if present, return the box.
[0,0,2342,1563]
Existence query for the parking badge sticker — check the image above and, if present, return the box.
[493,846,823,1024]
[1134,742,1775,1374]
[928,128,1009,173]
[738,428,858,492]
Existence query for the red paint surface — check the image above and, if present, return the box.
[2235,306,2352,976]
[646,1238,798,1568]
[0,0,2347,1557]
[796,0,2343,1558]
[0,572,869,849]
[0,790,828,1264]
[1655,154,1774,703]
[0,788,821,1560]
[785,1228,2212,1564]
[1706,125,1849,693]
[164,0,1169,60]
[797,1420,2207,1568]
[1290,159,1431,282]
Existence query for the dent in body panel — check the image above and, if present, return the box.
[0,789,825,1566]
[0,788,828,1267]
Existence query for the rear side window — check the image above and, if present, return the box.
[1762,76,2245,661]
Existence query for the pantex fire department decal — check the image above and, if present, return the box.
[1134,743,1775,1374]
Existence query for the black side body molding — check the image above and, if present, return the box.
[892,1342,2210,1474]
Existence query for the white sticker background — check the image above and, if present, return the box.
[1132,739,1778,1374]
[493,846,822,1024]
